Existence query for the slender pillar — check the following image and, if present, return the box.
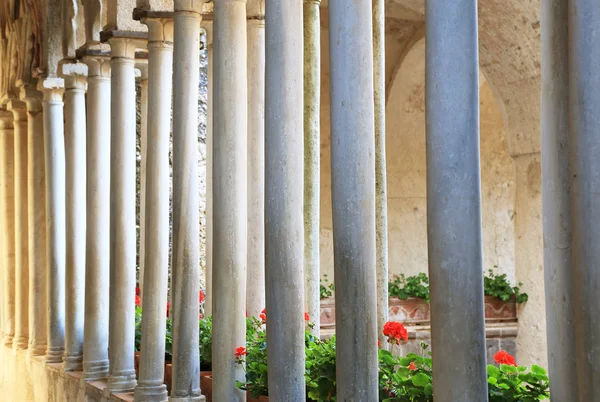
[373,0,389,347]
[81,54,111,380]
[171,2,206,400]
[541,0,578,399]
[134,16,173,402]
[303,0,320,336]
[62,65,88,371]
[0,111,15,347]
[39,79,67,364]
[569,0,600,398]
[204,24,213,318]
[21,88,47,356]
[246,0,265,318]
[106,37,139,393]
[425,0,487,399]
[7,100,29,351]
[138,66,148,298]
[265,0,305,400]
[328,0,377,399]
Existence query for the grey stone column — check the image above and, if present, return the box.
[0,111,15,347]
[328,0,377,400]
[106,37,139,393]
[39,79,67,364]
[138,67,148,298]
[303,0,320,337]
[62,66,88,371]
[81,53,111,380]
[7,100,29,351]
[204,24,213,318]
[373,0,389,348]
[171,2,206,400]
[21,88,47,357]
[425,0,487,399]
[246,0,265,318]
[541,0,578,399]
[134,15,173,402]
[212,0,247,400]
[265,0,305,400]
[569,0,600,398]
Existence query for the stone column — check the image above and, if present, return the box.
[134,15,173,402]
[81,53,111,380]
[303,0,320,336]
[7,100,29,351]
[246,0,265,318]
[212,0,247,400]
[569,0,600,397]
[0,111,15,347]
[328,0,377,399]
[204,23,213,318]
[21,88,47,356]
[171,1,206,400]
[39,78,67,364]
[138,65,148,298]
[62,64,88,371]
[425,0,487,399]
[265,0,305,400]
[106,36,140,393]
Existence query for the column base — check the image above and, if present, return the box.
[28,342,47,356]
[63,353,84,371]
[46,347,65,363]
[12,336,28,350]
[134,383,168,402]
[3,334,13,347]
[106,371,137,394]
[169,396,206,402]
[82,359,110,380]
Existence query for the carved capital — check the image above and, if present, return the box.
[60,63,89,91]
[37,78,65,102]
[108,37,147,59]
[0,110,14,129]
[6,100,28,122]
[82,55,111,78]
[143,17,174,44]
[174,0,208,13]
[19,87,44,114]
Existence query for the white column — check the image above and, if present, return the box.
[264,0,305,400]
[212,0,247,400]
[171,2,206,400]
[106,36,140,393]
[303,0,320,336]
[7,100,29,351]
[38,78,67,364]
[81,53,111,380]
[134,15,173,402]
[204,23,213,318]
[139,66,148,298]
[328,0,377,399]
[21,88,47,356]
[0,111,15,347]
[246,0,265,318]
[62,64,88,371]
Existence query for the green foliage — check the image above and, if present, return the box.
[388,273,430,302]
[165,317,173,361]
[487,363,550,401]
[305,335,337,401]
[484,269,529,303]
[379,342,433,402]
[320,275,334,299]
[134,305,143,352]
[236,317,269,398]
[199,316,212,369]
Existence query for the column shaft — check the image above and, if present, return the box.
[265,0,305,400]
[171,5,204,400]
[82,55,111,380]
[0,112,15,347]
[139,72,148,297]
[107,38,138,392]
[204,27,213,318]
[328,0,377,399]
[246,8,265,318]
[425,0,487,399]
[134,17,173,402]
[303,0,320,337]
[569,0,600,398]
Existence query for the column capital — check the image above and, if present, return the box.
[247,0,264,19]
[6,100,28,122]
[82,55,112,79]
[108,37,147,59]
[0,110,14,129]
[143,17,174,44]
[19,86,44,113]
[174,0,208,13]
[37,78,65,102]
[61,63,89,91]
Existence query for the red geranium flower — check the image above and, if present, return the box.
[409,362,417,371]
[378,340,381,348]
[260,308,266,324]
[304,312,310,321]
[235,346,247,358]
[135,287,141,296]
[382,321,408,345]
[494,350,517,367]
[135,295,141,307]
[199,290,205,303]
[166,302,171,317]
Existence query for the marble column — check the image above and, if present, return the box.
[303,0,320,336]
[0,111,15,347]
[569,0,600,398]
[265,0,305,400]
[62,65,88,371]
[21,87,47,356]
[138,66,148,298]
[7,100,29,351]
[171,1,206,400]
[328,0,377,399]
[134,15,173,402]
[39,78,67,364]
[541,0,578,399]
[204,24,213,318]
[246,0,265,318]
[212,0,247,400]
[425,0,487,399]
[106,37,139,393]
[81,54,111,380]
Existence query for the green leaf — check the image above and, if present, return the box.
[411,373,431,387]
